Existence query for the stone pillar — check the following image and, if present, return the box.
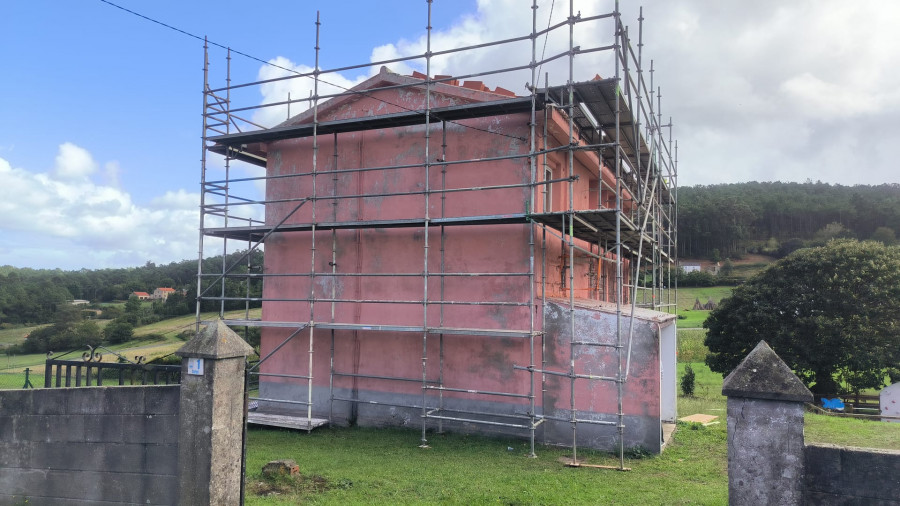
[176,320,254,505]
[721,341,813,506]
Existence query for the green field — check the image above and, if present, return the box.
[675,286,734,329]
[0,309,262,378]
[676,286,734,312]
[730,261,771,279]
[0,324,47,348]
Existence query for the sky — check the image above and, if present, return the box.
[1,0,898,270]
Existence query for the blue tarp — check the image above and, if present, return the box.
[821,397,845,411]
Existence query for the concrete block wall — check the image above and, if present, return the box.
[0,385,179,505]
[803,443,900,505]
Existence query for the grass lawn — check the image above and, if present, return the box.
[677,310,710,328]
[243,362,731,505]
[805,414,900,450]
[245,422,728,505]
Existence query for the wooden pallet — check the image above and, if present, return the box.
[247,412,328,431]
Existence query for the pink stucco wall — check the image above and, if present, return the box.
[256,69,663,450]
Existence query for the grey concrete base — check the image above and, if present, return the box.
[259,381,661,452]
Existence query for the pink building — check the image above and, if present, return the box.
[207,65,677,454]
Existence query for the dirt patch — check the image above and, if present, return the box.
[249,472,348,498]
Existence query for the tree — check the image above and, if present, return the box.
[870,226,898,246]
[124,295,142,314]
[103,319,134,344]
[720,258,734,277]
[71,320,102,348]
[704,240,900,395]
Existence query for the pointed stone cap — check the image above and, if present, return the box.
[721,341,813,403]
[176,319,255,360]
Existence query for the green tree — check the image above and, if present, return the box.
[103,319,134,344]
[72,320,103,348]
[704,240,900,395]
[124,295,142,314]
[870,226,898,246]
[812,221,853,244]
[720,258,734,277]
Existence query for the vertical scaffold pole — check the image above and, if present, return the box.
[566,0,578,463]
[307,11,322,429]
[614,0,626,471]
[220,48,232,319]
[330,132,339,425]
[196,38,209,333]
[527,0,539,459]
[438,120,447,435]
[420,0,433,448]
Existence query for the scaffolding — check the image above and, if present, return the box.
[196,0,677,468]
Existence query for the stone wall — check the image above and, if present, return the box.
[724,341,900,505]
[804,443,900,505]
[0,385,180,505]
[0,320,253,506]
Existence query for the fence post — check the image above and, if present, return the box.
[176,319,254,505]
[22,367,33,389]
[722,340,813,506]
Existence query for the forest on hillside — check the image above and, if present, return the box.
[0,250,262,326]
[678,182,900,259]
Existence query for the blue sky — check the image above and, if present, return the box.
[1,0,898,270]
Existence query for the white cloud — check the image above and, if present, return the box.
[0,144,200,269]
[252,56,369,128]
[54,142,97,180]
[249,0,899,188]
[102,160,121,188]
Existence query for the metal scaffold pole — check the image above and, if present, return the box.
[614,0,626,471]
[196,37,209,333]
[566,0,578,463]
[307,11,321,430]
[220,48,232,319]
[528,0,539,459]
[420,0,433,448]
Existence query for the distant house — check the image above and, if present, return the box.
[68,299,90,306]
[680,263,702,273]
[133,292,151,300]
[152,288,176,301]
